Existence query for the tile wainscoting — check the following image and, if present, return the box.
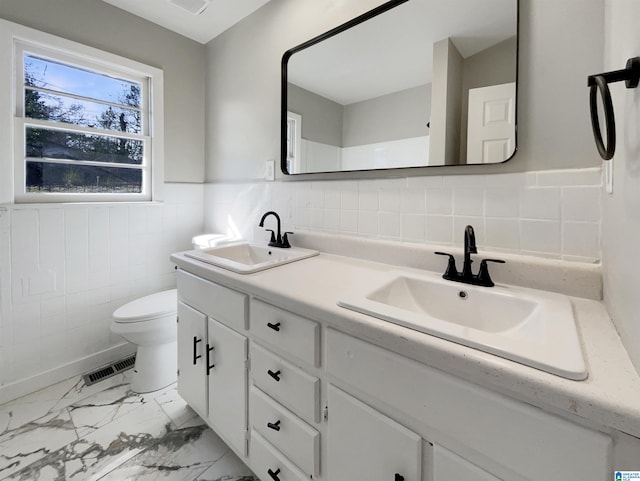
[0,183,204,404]
[0,168,603,403]
[204,168,602,263]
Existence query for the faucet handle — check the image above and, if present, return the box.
[282,232,293,248]
[434,251,458,280]
[477,258,506,287]
[265,229,276,244]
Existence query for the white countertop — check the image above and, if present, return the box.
[170,248,640,439]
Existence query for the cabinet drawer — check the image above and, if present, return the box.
[326,328,612,481]
[177,270,247,331]
[249,431,308,481]
[250,386,319,477]
[250,299,320,367]
[251,342,320,423]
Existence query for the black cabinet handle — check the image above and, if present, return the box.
[395,474,404,481]
[268,468,281,481]
[267,420,281,431]
[267,369,281,382]
[192,337,202,365]
[206,344,215,375]
[267,321,281,332]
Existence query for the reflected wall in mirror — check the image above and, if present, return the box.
[281,0,518,175]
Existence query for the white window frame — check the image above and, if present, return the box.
[0,18,164,204]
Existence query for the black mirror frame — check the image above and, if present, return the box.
[281,0,519,176]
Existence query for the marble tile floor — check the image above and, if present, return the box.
[0,373,258,481]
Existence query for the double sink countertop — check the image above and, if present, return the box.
[170,231,640,440]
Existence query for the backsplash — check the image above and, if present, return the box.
[204,168,602,263]
[0,183,203,401]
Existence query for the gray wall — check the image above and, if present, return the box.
[289,82,430,149]
[288,84,343,146]
[205,0,604,180]
[205,0,389,181]
[343,84,431,147]
[0,0,206,183]
[602,0,640,375]
[462,37,518,94]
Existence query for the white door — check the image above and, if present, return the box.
[286,111,302,174]
[177,301,207,417]
[326,384,422,481]
[467,82,516,164]
[207,317,248,456]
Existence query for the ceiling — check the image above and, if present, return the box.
[100,0,272,44]
[288,0,517,105]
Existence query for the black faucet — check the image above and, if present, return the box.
[435,225,505,287]
[461,224,477,280]
[258,211,292,248]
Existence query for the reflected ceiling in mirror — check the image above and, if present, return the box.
[281,0,518,175]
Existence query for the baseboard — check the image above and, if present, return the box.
[0,343,137,405]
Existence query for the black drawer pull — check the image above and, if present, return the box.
[395,474,404,481]
[206,344,215,375]
[268,468,281,481]
[267,369,281,382]
[267,321,281,332]
[192,337,202,365]
[267,420,281,431]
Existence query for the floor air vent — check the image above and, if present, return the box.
[82,355,136,386]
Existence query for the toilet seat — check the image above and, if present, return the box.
[113,289,177,323]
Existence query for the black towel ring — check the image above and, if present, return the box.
[589,75,616,160]
[587,56,640,160]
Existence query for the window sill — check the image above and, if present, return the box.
[2,200,165,209]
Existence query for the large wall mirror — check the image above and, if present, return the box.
[281,0,518,175]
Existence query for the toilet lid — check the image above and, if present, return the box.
[113,289,177,323]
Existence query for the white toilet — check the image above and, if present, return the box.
[111,289,178,393]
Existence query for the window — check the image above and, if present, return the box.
[11,31,163,202]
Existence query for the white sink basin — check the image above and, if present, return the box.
[185,242,318,274]
[338,270,587,380]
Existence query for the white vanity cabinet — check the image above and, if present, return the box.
[248,300,322,480]
[176,270,249,455]
[176,301,207,415]
[432,445,502,481]
[172,259,637,481]
[326,327,612,481]
[207,317,248,456]
[326,384,422,481]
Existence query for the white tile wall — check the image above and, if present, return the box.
[203,168,602,263]
[0,170,598,395]
[0,183,204,390]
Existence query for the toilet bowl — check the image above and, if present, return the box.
[111,289,178,393]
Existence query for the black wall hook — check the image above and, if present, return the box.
[587,56,640,160]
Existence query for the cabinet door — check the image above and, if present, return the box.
[327,385,421,481]
[433,445,502,481]
[207,317,248,456]
[177,301,207,417]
